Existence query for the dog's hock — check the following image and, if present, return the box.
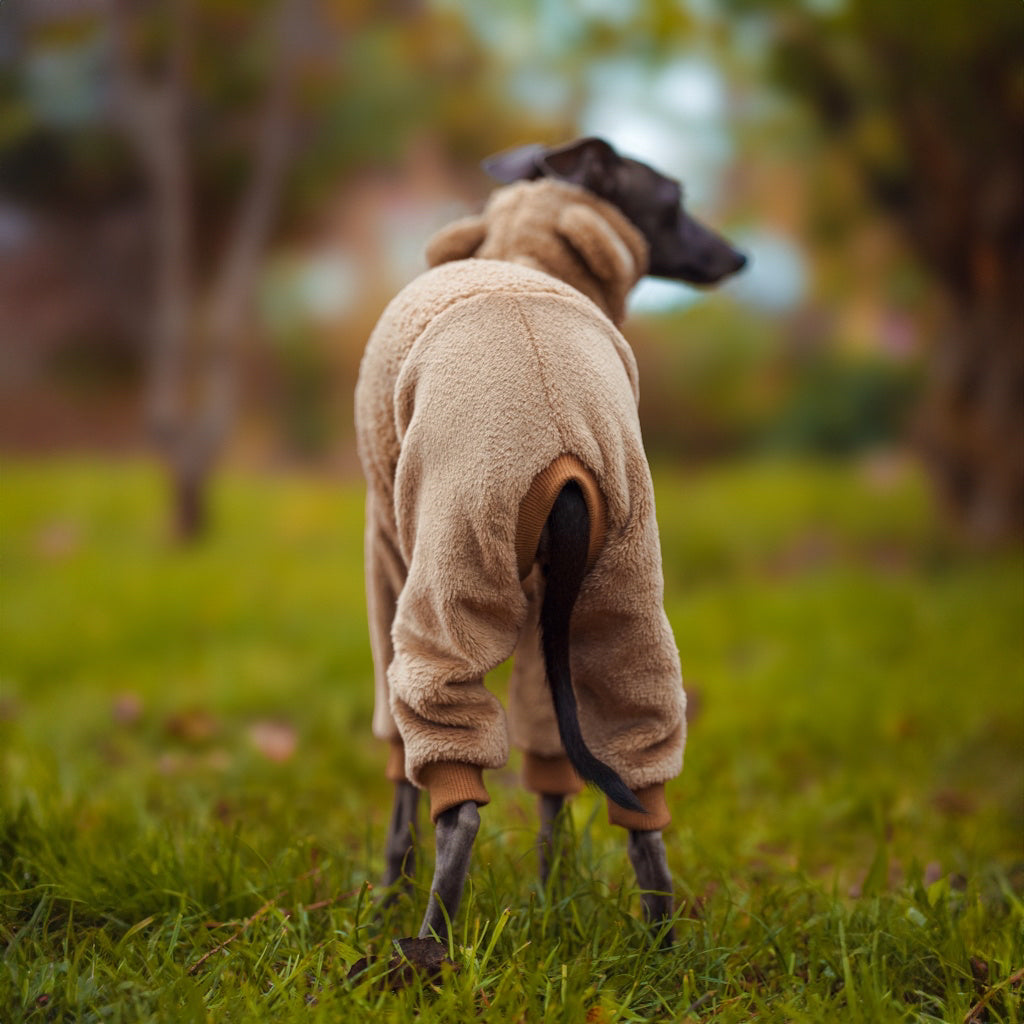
[627,828,675,944]
[556,204,646,284]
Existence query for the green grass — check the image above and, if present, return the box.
[1,456,1021,1022]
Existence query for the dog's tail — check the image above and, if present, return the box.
[540,481,647,815]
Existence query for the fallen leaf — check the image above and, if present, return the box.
[969,957,989,987]
[112,692,143,726]
[165,708,218,745]
[248,720,298,762]
[0,694,18,721]
[860,450,911,491]
[933,789,976,817]
[35,520,81,559]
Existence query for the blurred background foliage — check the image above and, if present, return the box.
[0,0,1021,542]
[1,11,1021,1012]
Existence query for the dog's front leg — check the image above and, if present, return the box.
[627,829,675,943]
[418,800,480,940]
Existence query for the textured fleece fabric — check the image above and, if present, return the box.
[355,179,686,830]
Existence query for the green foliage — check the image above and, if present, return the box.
[766,356,921,456]
[720,0,1024,260]
[1,458,1021,1021]
[1,3,555,224]
[632,300,785,457]
[632,301,922,458]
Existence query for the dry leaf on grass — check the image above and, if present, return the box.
[248,720,298,762]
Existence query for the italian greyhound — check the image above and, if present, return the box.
[375,137,746,948]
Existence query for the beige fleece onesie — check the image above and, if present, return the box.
[355,180,686,831]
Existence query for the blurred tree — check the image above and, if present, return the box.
[107,0,311,539]
[1,0,553,537]
[724,0,1024,543]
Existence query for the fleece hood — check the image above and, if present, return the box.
[424,179,649,325]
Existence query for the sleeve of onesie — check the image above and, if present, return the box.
[385,297,541,821]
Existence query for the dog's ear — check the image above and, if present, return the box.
[556,204,645,284]
[540,137,619,191]
[481,143,547,183]
[425,215,487,266]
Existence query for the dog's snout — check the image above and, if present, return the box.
[656,212,748,285]
[676,240,747,286]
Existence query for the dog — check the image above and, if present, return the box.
[354,137,746,948]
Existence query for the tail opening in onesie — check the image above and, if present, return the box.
[539,481,648,815]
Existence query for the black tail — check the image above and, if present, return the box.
[539,482,647,815]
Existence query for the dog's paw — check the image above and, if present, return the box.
[347,936,454,990]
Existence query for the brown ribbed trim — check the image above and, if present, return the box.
[516,454,607,581]
[420,762,491,822]
[522,752,584,796]
[607,783,670,831]
[385,740,407,782]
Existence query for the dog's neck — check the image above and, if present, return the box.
[456,180,649,325]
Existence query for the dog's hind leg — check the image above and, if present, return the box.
[627,829,675,943]
[418,800,480,940]
[538,793,565,884]
[382,779,421,898]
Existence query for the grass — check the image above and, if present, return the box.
[1,455,1021,1022]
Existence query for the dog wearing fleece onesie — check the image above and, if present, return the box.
[355,137,746,950]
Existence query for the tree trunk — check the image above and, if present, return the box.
[171,459,208,541]
[771,5,1024,544]
[903,139,1024,545]
[917,302,1024,544]
[110,0,304,542]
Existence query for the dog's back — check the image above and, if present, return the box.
[355,254,642,515]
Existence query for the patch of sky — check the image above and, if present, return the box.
[507,70,575,117]
[805,0,846,14]
[434,0,574,61]
[26,33,108,127]
[629,277,702,314]
[580,57,733,209]
[262,251,359,331]
[720,229,808,312]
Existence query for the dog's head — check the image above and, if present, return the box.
[483,137,747,286]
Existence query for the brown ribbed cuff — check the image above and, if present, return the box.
[522,752,584,796]
[385,740,407,782]
[420,762,491,822]
[607,783,670,831]
[516,454,607,580]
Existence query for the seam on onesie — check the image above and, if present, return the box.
[509,295,569,451]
